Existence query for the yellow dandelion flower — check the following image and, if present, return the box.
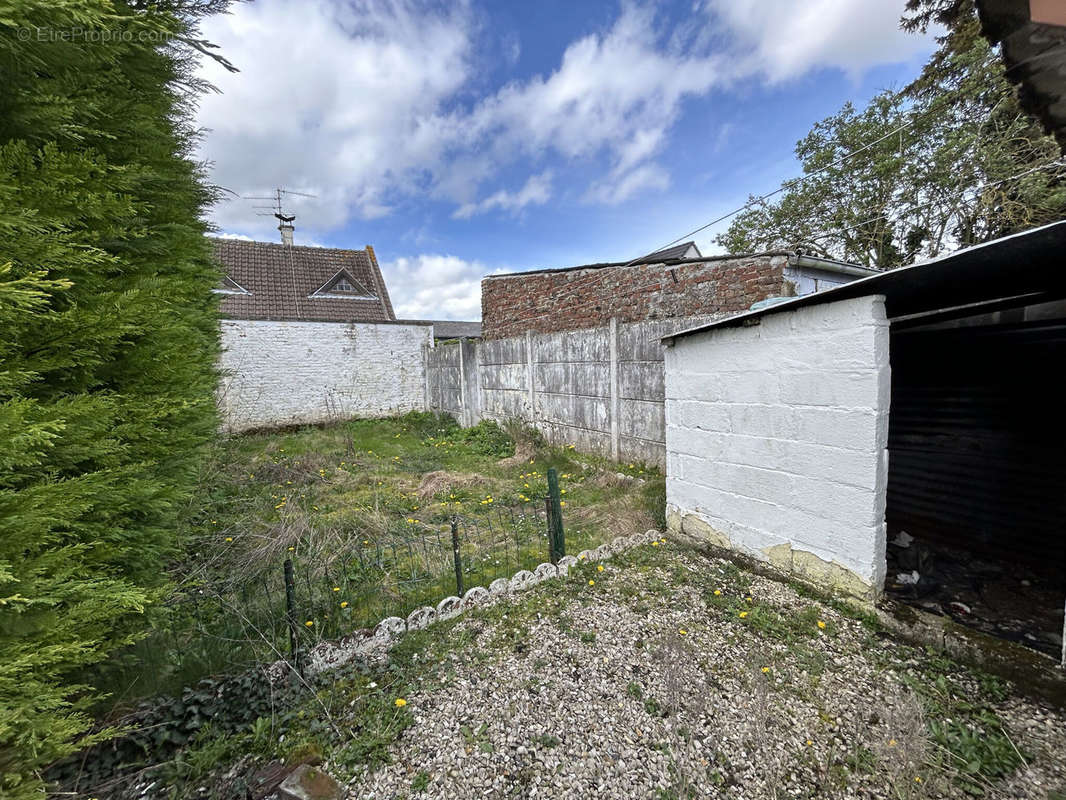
[914,777,922,784]
[806,739,813,746]
[889,739,897,747]
[660,538,666,544]
[340,601,349,609]
[363,540,369,545]
[817,620,826,629]
[332,586,340,592]
[588,579,595,586]
[739,611,749,619]
[597,565,604,572]
[395,698,407,707]
[713,589,722,596]
[746,596,753,603]
[287,546,295,552]
[761,667,770,673]
[579,554,586,559]
[651,541,659,547]
[560,501,566,507]
[678,629,687,635]
[225,537,233,542]
[305,620,314,627]
[561,489,567,494]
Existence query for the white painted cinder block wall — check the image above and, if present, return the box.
[664,295,891,599]
[219,320,430,432]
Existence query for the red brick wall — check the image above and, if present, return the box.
[481,255,790,339]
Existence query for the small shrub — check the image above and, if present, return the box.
[458,420,514,457]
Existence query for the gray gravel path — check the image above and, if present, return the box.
[343,541,1066,799]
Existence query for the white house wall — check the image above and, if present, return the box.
[664,295,891,600]
[219,320,430,432]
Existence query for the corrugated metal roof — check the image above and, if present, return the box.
[662,221,1066,342]
[979,0,1066,152]
[397,319,482,338]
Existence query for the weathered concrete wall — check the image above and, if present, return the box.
[220,319,430,432]
[425,337,462,420]
[663,295,892,600]
[427,318,707,465]
[481,254,790,339]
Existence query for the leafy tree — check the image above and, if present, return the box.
[0,2,228,795]
[717,0,1066,268]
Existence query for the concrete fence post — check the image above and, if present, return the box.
[461,338,481,427]
[609,316,620,461]
[423,340,431,412]
[526,329,535,422]
[457,337,466,423]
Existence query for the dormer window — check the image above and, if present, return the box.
[213,275,252,295]
[309,269,378,300]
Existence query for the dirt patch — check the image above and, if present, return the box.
[416,470,490,501]
[590,471,638,491]
[495,440,537,468]
[567,493,655,539]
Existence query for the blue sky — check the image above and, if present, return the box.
[195,0,935,319]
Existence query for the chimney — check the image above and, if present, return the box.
[278,220,294,246]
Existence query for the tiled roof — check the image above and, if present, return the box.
[212,238,395,322]
[647,241,701,260]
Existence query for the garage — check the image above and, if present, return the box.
[663,221,1066,665]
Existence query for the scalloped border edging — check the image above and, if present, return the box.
[297,529,665,677]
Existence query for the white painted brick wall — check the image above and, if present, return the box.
[220,320,430,432]
[664,295,891,595]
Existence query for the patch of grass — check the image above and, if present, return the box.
[460,723,495,754]
[411,771,431,793]
[92,413,658,708]
[627,681,644,700]
[532,733,560,749]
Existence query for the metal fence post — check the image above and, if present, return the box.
[451,517,464,598]
[546,467,565,564]
[284,558,302,676]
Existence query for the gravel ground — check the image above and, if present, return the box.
[343,540,1066,800]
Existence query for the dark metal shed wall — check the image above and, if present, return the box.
[887,320,1066,580]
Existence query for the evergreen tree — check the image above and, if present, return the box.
[0,2,226,795]
[717,0,1066,268]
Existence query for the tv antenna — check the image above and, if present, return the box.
[244,187,317,225]
[242,188,318,316]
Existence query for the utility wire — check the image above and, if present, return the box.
[506,159,1066,330]
[621,40,1066,270]
[802,158,1066,247]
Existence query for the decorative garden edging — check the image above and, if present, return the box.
[299,529,664,676]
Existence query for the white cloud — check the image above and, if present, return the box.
[702,0,932,82]
[452,171,553,219]
[584,163,670,205]
[194,0,932,239]
[196,0,472,237]
[382,254,499,320]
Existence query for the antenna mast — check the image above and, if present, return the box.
[245,187,317,246]
[242,187,318,320]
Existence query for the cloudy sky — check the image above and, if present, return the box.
[194,0,935,320]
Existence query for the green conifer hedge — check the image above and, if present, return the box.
[0,2,223,795]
